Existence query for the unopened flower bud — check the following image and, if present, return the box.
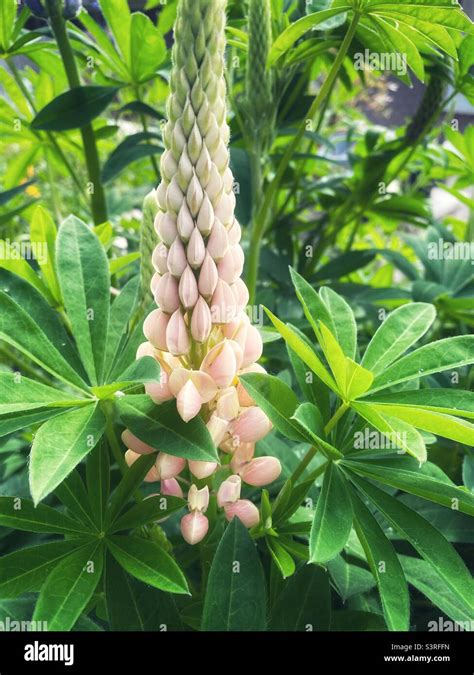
[167,237,188,277]
[143,309,169,351]
[240,457,282,487]
[155,452,186,480]
[229,407,272,443]
[190,296,212,342]
[224,499,259,528]
[201,340,238,388]
[207,219,228,261]
[176,378,202,421]
[181,511,209,545]
[210,279,237,324]
[122,429,156,455]
[154,273,180,314]
[198,252,219,298]
[166,309,190,355]
[179,265,199,309]
[161,478,184,499]
[242,324,263,367]
[155,211,177,246]
[188,459,218,479]
[187,227,206,269]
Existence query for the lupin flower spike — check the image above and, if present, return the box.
[126,0,281,543]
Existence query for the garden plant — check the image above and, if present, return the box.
[0,0,473,637]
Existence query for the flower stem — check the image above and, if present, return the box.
[246,11,361,303]
[45,0,108,225]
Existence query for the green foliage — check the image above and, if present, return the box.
[0,0,472,635]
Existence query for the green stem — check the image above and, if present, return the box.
[291,445,319,483]
[8,59,88,207]
[102,403,128,477]
[246,11,361,303]
[324,402,349,436]
[45,0,108,225]
[134,85,160,179]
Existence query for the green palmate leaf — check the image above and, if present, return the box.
[0,496,90,535]
[106,453,156,526]
[97,356,161,396]
[201,518,267,631]
[343,457,474,516]
[86,442,109,528]
[57,216,110,386]
[319,286,357,359]
[0,269,77,364]
[0,408,68,439]
[130,12,166,83]
[268,7,352,65]
[316,322,347,393]
[344,359,374,401]
[31,86,120,131]
[266,537,296,579]
[309,463,353,563]
[0,540,85,599]
[110,495,184,533]
[0,272,88,391]
[361,303,436,375]
[29,403,106,505]
[351,475,474,614]
[264,307,337,392]
[103,276,139,379]
[289,268,336,340]
[105,554,183,631]
[30,206,61,303]
[350,489,410,632]
[362,389,474,420]
[366,403,474,446]
[400,555,474,628]
[291,402,343,460]
[99,0,132,65]
[353,402,427,463]
[269,565,331,631]
[367,3,473,33]
[327,555,376,601]
[287,345,330,422]
[54,471,97,530]
[33,542,104,631]
[239,373,305,442]
[369,335,474,394]
[0,0,15,51]
[0,372,89,415]
[107,535,189,595]
[117,395,218,462]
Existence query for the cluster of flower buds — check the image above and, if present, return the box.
[122,0,281,544]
